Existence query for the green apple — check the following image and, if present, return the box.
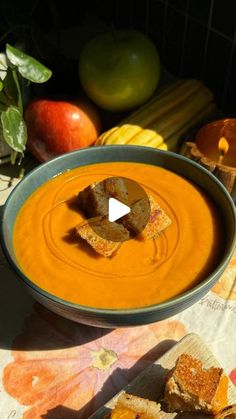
[79,30,160,112]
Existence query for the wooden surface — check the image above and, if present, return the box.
[180,141,236,201]
[90,333,236,418]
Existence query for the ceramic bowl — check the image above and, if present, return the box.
[1,146,236,327]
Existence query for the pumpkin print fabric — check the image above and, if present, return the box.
[3,303,186,419]
[230,369,236,386]
[212,251,236,300]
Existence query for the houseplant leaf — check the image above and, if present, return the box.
[1,105,27,152]
[3,68,20,109]
[6,43,52,83]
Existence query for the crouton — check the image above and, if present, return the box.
[78,178,129,219]
[164,353,228,415]
[120,197,150,235]
[77,178,172,257]
[75,218,129,257]
[143,196,172,240]
[121,195,171,239]
[78,182,108,218]
[104,177,129,204]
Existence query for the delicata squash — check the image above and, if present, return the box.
[96,79,215,151]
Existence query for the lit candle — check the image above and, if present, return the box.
[181,119,236,201]
[218,137,229,165]
[195,119,236,168]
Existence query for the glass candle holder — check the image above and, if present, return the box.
[181,119,236,202]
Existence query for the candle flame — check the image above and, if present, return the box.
[218,136,229,156]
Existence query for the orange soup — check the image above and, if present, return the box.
[13,162,222,309]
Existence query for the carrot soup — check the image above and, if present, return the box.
[13,162,222,309]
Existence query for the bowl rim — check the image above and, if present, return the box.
[1,145,236,315]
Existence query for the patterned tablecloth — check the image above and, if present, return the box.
[0,162,236,419]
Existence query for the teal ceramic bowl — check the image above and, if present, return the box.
[1,146,236,327]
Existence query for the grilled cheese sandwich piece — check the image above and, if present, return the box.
[120,195,171,238]
[78,179,171,240]
[106,393,162,418]
[78,182,108,218]
[120,197,150,235]
[78,178,129,218]
[164,353,228,415]
[77,178,171,256]
[104,177,129,204]
[75,218,127,257]
[143,196,172,239]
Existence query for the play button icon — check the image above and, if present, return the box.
[78,176,151,242]
[108,198,131,222]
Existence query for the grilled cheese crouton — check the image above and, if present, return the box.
[164,353,228,415]
[104,177,129,204]
[77,178,172,256]
[78,178,129,218]
[78,182,108,218]
[75,218,128,257]
[143,196,171,239]
[107,393,162,418]
[120,197,150,235]
[121,195,171,239]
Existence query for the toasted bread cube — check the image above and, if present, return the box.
[107,392,162,418]
[90,217,130,242]
[77,177,172,256]
[104,177,129,204]
[143,196,171,239]
[120,197,150,235]
[120,196,171,239]
[78,178,129,219]
[75,218,129,257]
[164,353,228,415]
[78,182,108,218]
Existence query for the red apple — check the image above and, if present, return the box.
[24,99,101,161]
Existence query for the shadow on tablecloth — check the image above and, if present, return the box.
[39,350,172,418]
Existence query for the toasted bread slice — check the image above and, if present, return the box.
[78,178,129,218]
[77,178,172,256]
[104,177,129,204]
[75,218,128,257]
[78,178,171,240]
[120,197,150,235]
[215,404,236,418]
[143,195,172,239]
[107,392,162,418]
[120,195,171,239]
[164,353,228,415]
[78,182,108,218]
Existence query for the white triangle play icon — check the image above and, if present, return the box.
[108,197,131,222]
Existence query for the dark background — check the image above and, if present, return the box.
[0,0,235,115]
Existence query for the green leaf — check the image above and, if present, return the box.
[12,69,23,113]
[3,68,20,108]
[0,59,7,69]
[6,43,52,83]
[0,90,10,106]
[1,106,27,152]
[0,80,3,91]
